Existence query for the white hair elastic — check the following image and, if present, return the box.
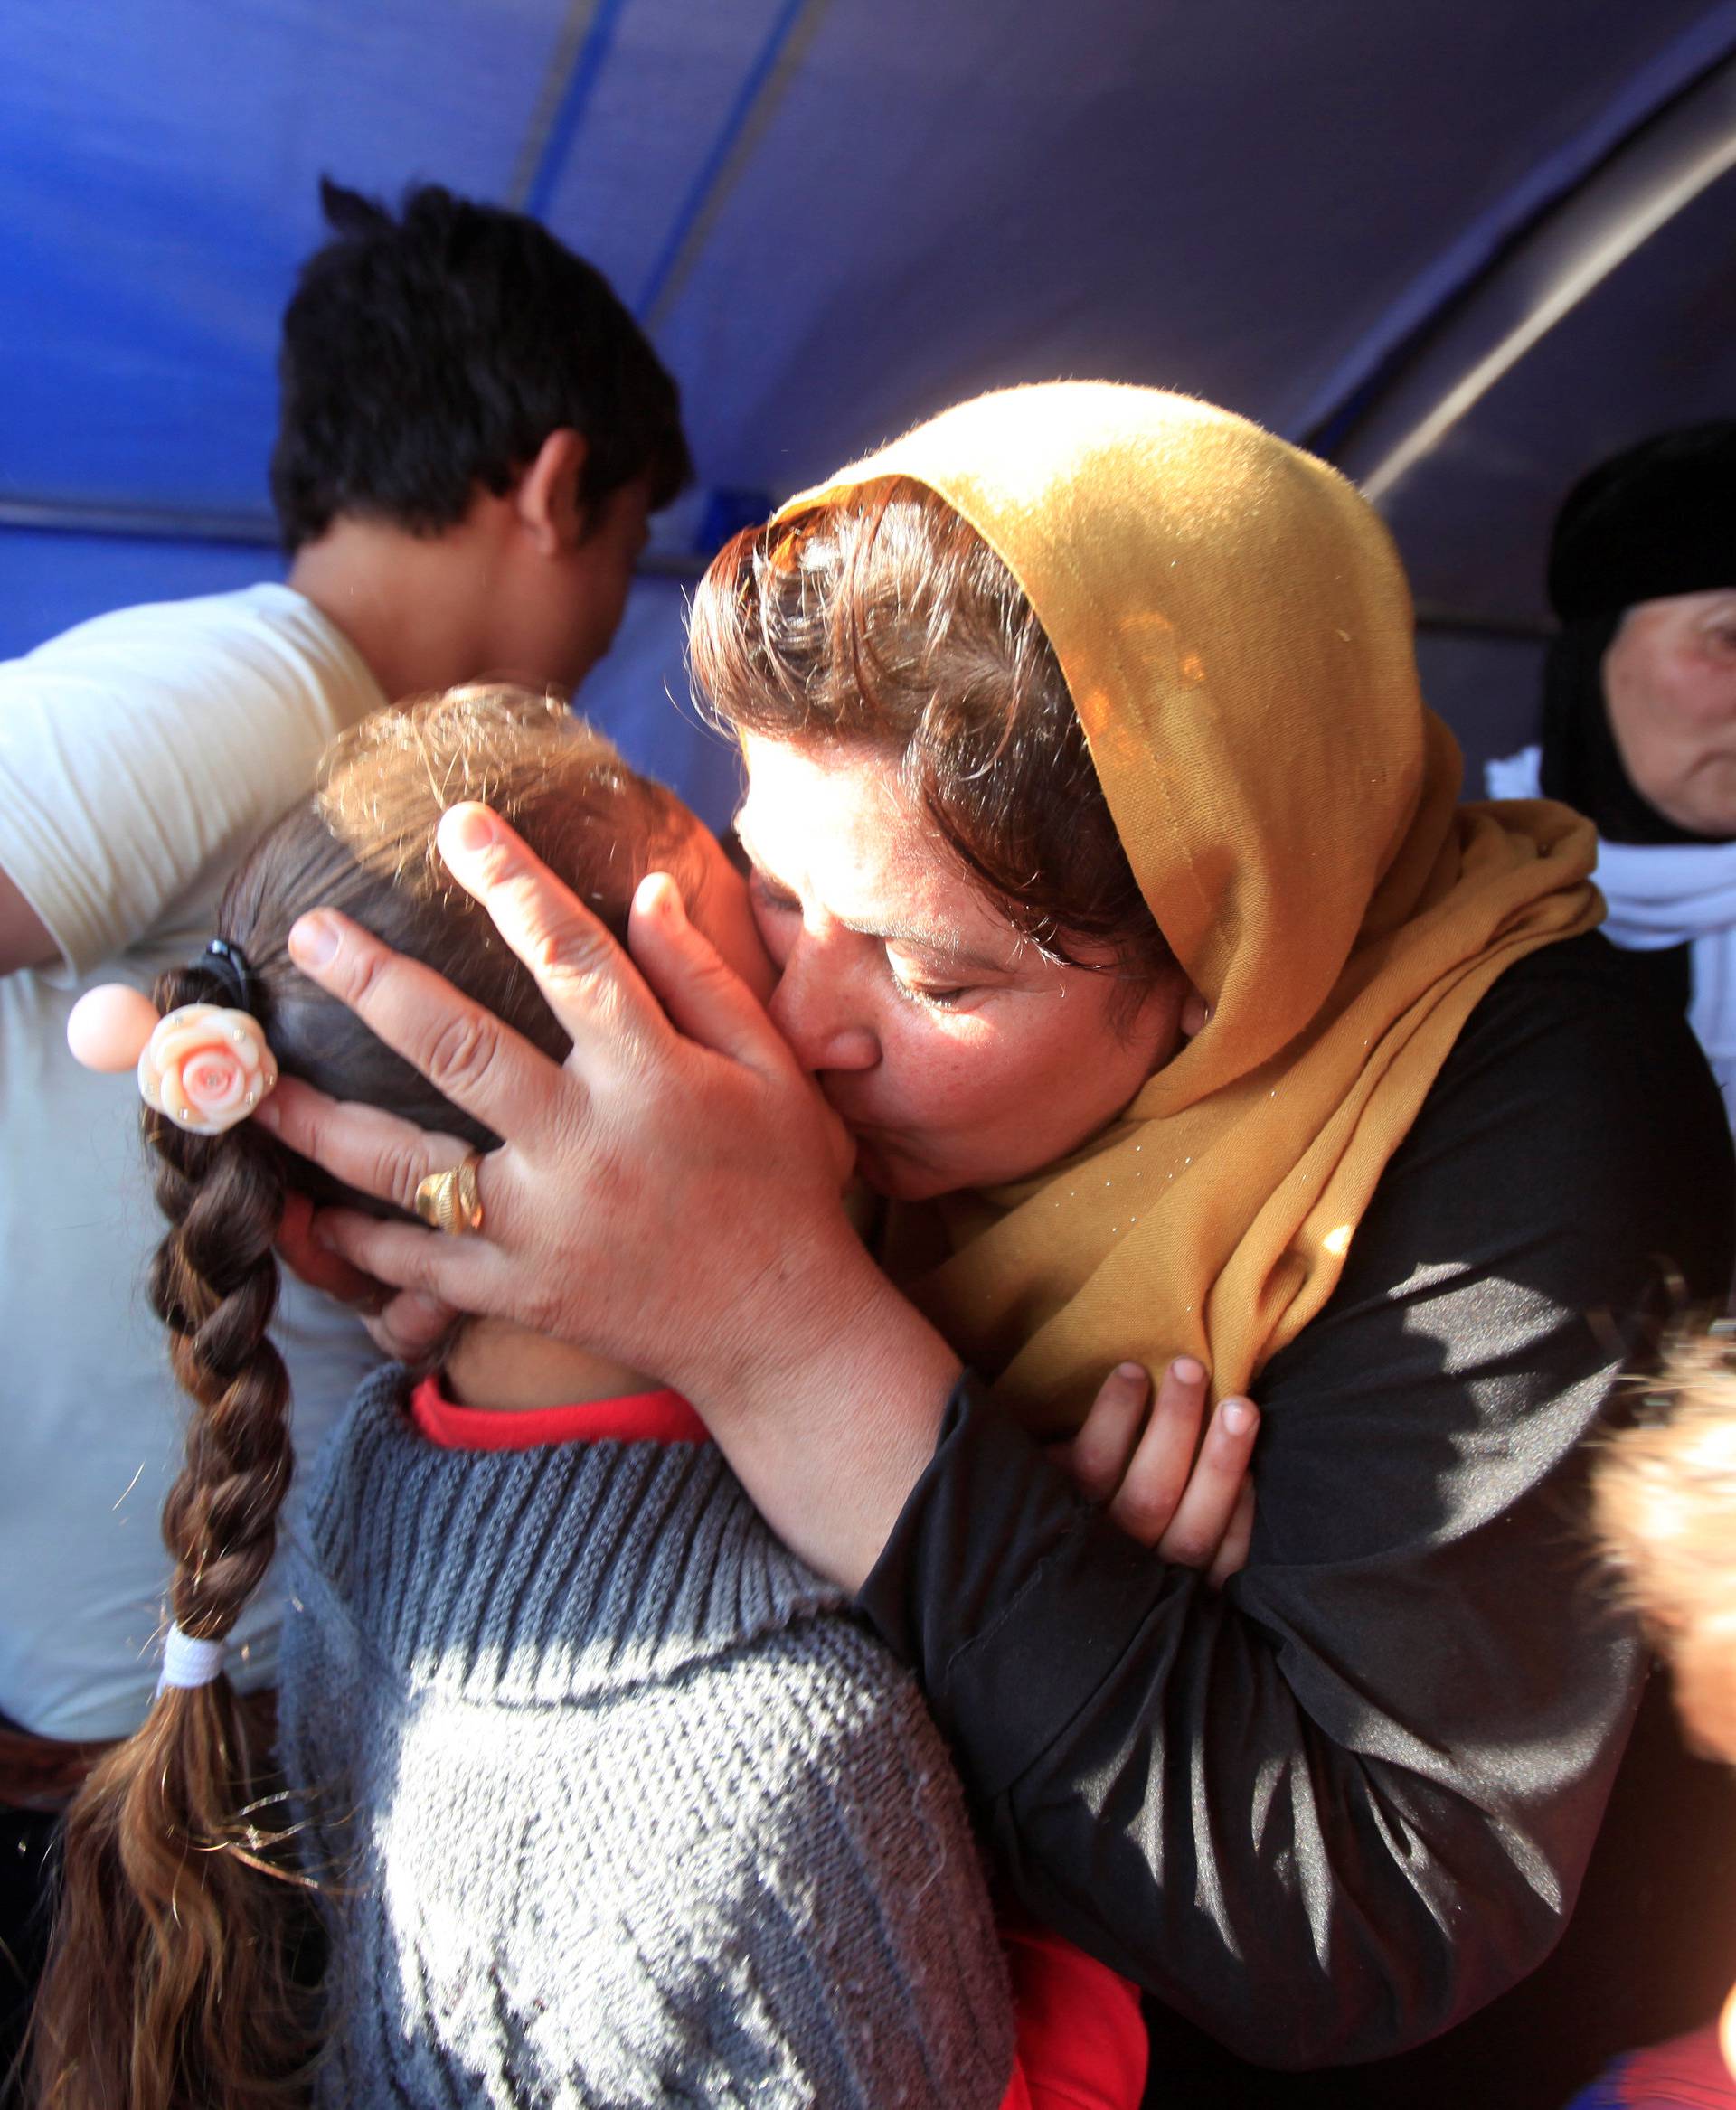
[157,1623,226,1694]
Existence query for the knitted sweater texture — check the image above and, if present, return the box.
[278,1367,1014,2109]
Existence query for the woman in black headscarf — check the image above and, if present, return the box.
[1488,422,1736,1131]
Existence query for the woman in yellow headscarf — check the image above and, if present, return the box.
[272,385,1734,2106]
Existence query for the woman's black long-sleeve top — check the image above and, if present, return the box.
[856,931,1736,2107]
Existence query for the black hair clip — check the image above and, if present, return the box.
[203,937,263,1018]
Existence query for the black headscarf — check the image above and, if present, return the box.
[1539,422,1736,847]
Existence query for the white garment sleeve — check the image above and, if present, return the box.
[0,590,381,975]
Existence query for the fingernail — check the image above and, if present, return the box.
[1114,1361,1147,1384]
[1221,1399,1256,1436]
[441,805,497,857]
[1171,1355,1204,1385]
[636,872,685,925]
[288,912,339,969]
[250,1097,280,1133]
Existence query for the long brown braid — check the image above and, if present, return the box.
[32,960,316,2110]
[28,687,705,2110]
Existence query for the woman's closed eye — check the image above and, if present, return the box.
[886,954,972,1011]
[746,857,991,1010]
[890,973,967,1011]
[747,872,802,959]
[748,872,800,918]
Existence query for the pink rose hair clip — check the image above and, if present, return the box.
[67,941,278,1136]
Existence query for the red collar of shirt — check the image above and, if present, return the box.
[408,1371,708,1452]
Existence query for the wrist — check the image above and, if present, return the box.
[714,1215,958,1414]
[684,1216,964,1588]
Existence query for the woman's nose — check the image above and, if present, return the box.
[767,937,879,1073]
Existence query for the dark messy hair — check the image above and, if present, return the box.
[270,179,693,552]
[31,688,701,2110]
[688,477,1174,994]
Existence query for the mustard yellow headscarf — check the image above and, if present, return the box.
[783,383,1599,1436]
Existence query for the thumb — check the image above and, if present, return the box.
[627,873,788,1072]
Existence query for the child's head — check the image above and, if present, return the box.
[201,683,769,1149]
[1593,1335,1736,2082]
[1594,1336,1736,1766]
[34,686,765,2110]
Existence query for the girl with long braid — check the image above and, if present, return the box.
[34,686,1154,2110]
[41,962,307,2110]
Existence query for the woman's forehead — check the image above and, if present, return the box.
[739,736,911,866]
[741,738,941,889]
[736,736,1031,967]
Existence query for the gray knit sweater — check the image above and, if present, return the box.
[278,1367,1014,2109]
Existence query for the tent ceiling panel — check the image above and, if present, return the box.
[3,2,1722,508]
[1382,160,1736,629]
[635,0,1727,491]
[2,0,561,512]
[528,0,807,302]
[2,0,1730,673]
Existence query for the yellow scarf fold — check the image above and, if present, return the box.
[785,384,1599,1436]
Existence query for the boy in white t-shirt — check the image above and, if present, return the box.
[0,175,691,2076]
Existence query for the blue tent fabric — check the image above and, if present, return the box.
[5,0,1735,816]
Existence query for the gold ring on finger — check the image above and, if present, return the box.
[413,1152,486,1236]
